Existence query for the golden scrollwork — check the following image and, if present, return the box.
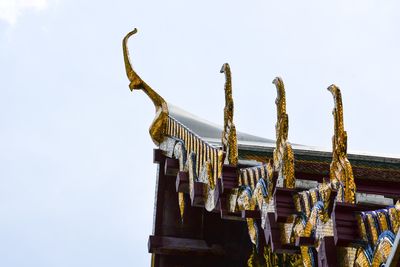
[354,205,400,267]
[165,116,224,211]
[123,28,169,145]
[220,63,238,166]
[272,77,295,188]
[371,235,394,267]
[235,163,276,246]
[289,181,336,265]
[354,247,371,267]
[327,84,356,204]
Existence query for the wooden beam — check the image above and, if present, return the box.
[332,202,379,247]
[176,171,189,193]
[148,235,225,256]
[356,179,400,198]
[332,203,361,247]
[221,165,238,193]
[153,149,167,236]
[295,236,315,247]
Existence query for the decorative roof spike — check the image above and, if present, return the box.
[220,63,238,166]
[123,28,169,145]
[272,77,295,188]
[327,84,356,204]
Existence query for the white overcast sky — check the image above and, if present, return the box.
[1,0,399,266]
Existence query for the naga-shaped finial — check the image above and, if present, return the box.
[327,84,356,204]
[272,77,295,188]
[220,63,238,166]
[273,77,287,124]
[123,28,169,145]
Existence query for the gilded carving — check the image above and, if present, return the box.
[237,186,258,245]
[164,116,224,211]
[272,77,295,188]
[354,205,400,266]
[220,63,238,166]
[172,141,187,220]
[327,85,356,204]
[247,245,302,267]
[371,231,395,267]
[236,163,275,245]
[123,28,169,145]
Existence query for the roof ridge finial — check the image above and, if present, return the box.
[327,84,356,204]
[122,28,169,145]
[220,63,238,166]
[272,77,295,188]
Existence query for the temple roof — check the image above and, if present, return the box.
[169,104,275,146]
[123,29,400,267]
[169,104,400,166]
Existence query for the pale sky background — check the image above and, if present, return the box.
[0,0,399,266]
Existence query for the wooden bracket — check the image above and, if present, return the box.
[332,202,374,247]
[220,165,238,194]
[176,171,189,193]
[317,236,338,267]
[274,187,297,223]
[241,210,261,219]
[191,181,205,207]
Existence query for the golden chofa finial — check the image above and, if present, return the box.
[327,84,356,204]
[272,77,295,188]
[272,77,287,122]
[220,63,238,166]
[122,28,169,145]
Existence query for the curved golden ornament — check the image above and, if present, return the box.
[171,140,187,221]
[354,247,371,267]
[372,236,394,267]
[178,192,185,222]
[247,246,263,267]
[272,77,295,188]
[327,84,356,204]
[263,246,280,267]
[220,63,238,166]
[123,28,169,145]
[355,206,399,267]
[237,188,258,245]
[203,149,224,211]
